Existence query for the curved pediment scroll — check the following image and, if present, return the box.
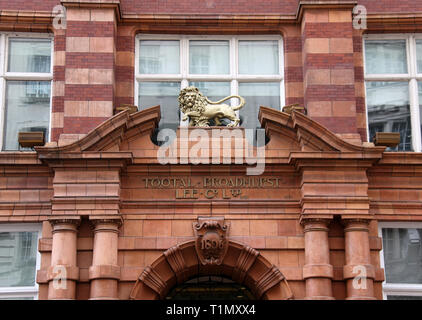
[259,106,386,156]
[35,105,161,156]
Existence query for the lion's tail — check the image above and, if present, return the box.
[206,95,245,111]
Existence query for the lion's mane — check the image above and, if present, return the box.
[178,86,207,115]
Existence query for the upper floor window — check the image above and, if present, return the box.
[364,34,422,152]
[135,35,284,131]
[0,224,41,300]
[0,34,53,151]
[379,222,422,300]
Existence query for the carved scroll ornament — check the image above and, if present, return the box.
[193,217,230,265]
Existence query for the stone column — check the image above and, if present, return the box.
[343,219,376,300]
[47,218,80,300]
[89,218,122,300]
[301,218,334,300]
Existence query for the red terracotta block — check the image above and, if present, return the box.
[250,220,278,236]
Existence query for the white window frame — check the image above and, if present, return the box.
[135,34,285,126]
[0,223,42,300]
[363,33,422,152]
[0,32,54,151]
[378,221,422,300]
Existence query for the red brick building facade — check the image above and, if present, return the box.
[0,0,421,300]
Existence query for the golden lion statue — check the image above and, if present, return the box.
[178,86,245,127]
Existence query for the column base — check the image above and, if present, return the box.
[304,296,336,300]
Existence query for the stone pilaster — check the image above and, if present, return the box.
[342,218,376,300]
[47,218,80,300]
[89,217,122,300]
[58,0,120,145]
[301,218,334,300]
[299,1,360,140]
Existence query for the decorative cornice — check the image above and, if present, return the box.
[0,152,42,165]
[1,4,422,33]
[296,0,357,23]
[376,152,422,166]
[61,0,122,21]
[366,13,422,33]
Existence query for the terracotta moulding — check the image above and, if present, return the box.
[47,218,81,300]
[342,218,376,300]
[88,217,123,300]
[301,218,335,300]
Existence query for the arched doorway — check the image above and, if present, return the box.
[129,240,293,300]
[166,276,255,300]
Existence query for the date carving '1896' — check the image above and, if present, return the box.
[193,217,229,265]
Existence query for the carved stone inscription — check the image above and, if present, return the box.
[142,176,283,200]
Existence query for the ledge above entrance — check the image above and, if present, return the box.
[32,105,385,166]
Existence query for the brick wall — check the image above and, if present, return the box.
[60,7,116,145]
[301,8,358,135]
[115,26,135,110]
[1,0,421,14]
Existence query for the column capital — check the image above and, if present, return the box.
[48,217,81,233]
[89,216,123,232]
[341,218,371,232]
[300,217,332,231]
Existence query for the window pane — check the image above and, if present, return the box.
[138,82,181,130]
[0,297,34,300]
[139,40,179,74]
[239,41,279,75]
[387,295,422,300]
[365,40,407,74]
[417,40,422,73]
[366,81,411,151]
[0,232,38,287]
[3,81,51,151]
[239,82,280,129]
[8,39,51,73]
[189,41,229,75]
[189,82,230,101]
[419,82,422,149]
[382,228,422,284]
